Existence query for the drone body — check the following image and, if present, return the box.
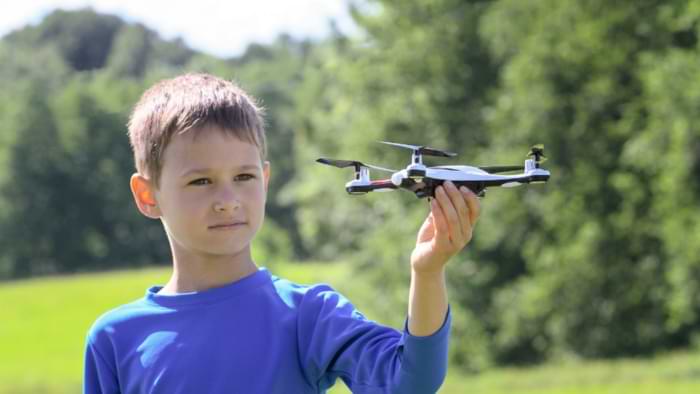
[317,142,551,198]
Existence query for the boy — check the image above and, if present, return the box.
[84,73,480,393]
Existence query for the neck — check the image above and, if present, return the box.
[160,245,258,294]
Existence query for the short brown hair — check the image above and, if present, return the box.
[127,73,266,186]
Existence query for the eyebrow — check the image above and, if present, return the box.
[180,165,261,178]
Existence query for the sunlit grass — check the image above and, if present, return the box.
[441,351,700,394]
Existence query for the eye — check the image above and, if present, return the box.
[234,174,256,182]
[188,178,211,186]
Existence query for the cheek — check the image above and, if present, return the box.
[165,192,207,219]
[252,190,266,210]
[247,187,267,218]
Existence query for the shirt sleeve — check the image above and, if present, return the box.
[297,285,450,394]
[84,333,120,394]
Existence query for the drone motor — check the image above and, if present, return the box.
[379,141,457,180]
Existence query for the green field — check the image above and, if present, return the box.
[2,263,700,393]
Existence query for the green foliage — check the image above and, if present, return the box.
[0,76,170,277]
[252,219,294,268]
[5,9,124,71]
[636,45,700,332]
[475,0,700,363]
[106,24,153,78]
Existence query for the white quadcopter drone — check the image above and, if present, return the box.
[317,142,551,198]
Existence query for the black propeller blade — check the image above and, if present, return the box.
[379,141,457,158]
[316,158,396,173]
[316,158,360,169]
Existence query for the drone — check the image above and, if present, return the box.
[316,142,551,198]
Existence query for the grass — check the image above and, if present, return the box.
[2,263,700,393]
[440,352,700,394]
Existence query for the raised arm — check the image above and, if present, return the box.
[408,181,480,336]
[299,181,479,393]
[298,285,451,394]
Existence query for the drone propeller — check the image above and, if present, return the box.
[316,158,396,173]
[527,144,547,163]
[379,141,457,158]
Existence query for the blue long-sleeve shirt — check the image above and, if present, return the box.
[84,268,450,393]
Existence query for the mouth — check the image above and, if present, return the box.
[208,222,247,230]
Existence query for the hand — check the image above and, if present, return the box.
[410,181,480,274]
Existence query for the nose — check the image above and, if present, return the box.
[213,186,241,213]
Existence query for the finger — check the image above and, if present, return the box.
[460,186,481,227]
[435,183,462,244]
[430,196,451,248]
[444,181,469,243]
[444,182,471,244]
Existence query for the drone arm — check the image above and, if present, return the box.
[479,165,523,174]
[346,179,398,194]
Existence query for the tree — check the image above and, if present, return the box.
[481,0,700,361]
[5,8,124,71]
[0,74,172,278]
[106,24,153,78]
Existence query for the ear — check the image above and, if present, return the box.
[130,173,161,219]
[262,161,271,193]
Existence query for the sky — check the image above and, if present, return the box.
[0,0,358,57]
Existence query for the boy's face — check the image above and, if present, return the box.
[132,126,269,260]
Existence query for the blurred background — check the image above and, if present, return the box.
[1,0,700,393]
